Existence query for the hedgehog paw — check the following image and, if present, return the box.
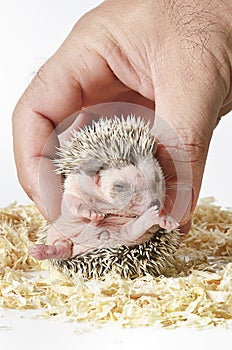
[123,206,160,241]
[140,205,160,227]
[30,243,72,260]
[157,215,179,231]
[80,208,104,223]
[30,244,57,260]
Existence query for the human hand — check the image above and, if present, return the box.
[12,0,232,232]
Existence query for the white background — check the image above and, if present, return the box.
[0,1,232,349]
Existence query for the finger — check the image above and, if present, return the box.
[179,220,192,235]
[151,57,227,228]
[12,105,63,221]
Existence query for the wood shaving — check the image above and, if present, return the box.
[0,198,231,329]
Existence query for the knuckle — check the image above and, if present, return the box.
[164,126,208,166]
[181,137,206,165]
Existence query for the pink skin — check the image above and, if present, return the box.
[30,162,179,260]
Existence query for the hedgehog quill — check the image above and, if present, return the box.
[31,116,180,279]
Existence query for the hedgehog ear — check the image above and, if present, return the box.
[74,159,106,177]
[128,152,138,165]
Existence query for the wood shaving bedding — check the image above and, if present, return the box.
[0,198,231,329]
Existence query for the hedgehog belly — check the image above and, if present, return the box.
[50,228,180,280]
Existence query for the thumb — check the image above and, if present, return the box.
[12,16,115,221]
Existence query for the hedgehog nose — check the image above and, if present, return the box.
[150,199,160,209]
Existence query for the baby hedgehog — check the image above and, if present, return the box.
[31,115,180,279]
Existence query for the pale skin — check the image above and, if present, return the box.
[13,0,232,236]
[30,204,163,260]
[31,159,178,260]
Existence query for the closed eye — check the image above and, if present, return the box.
[113,181,129,192]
